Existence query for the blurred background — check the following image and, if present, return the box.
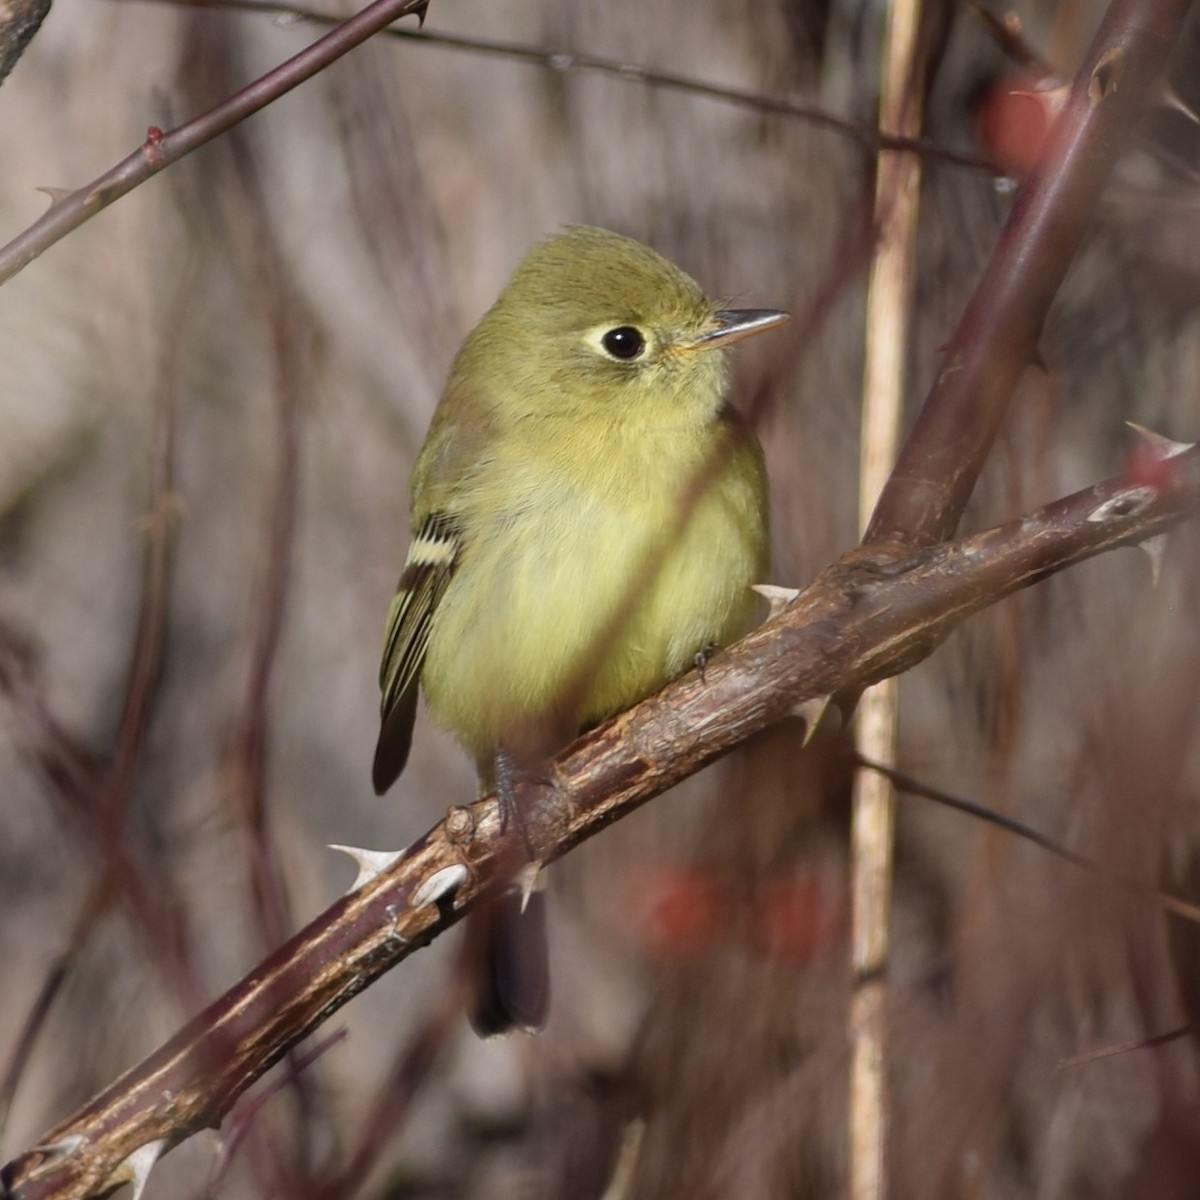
[2,0,1200,1196]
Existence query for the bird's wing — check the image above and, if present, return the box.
[372,511,462,793]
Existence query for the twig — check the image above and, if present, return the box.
[0,276,200,1141]
[1058,1024,1193,1069]
[311,984,460,1198]
[0,0,430,287]
[221,144,307,953]
[965,0,1057,79]
[858,757,1200,926]
[113,0,999,174]
[202,1029,346,1195]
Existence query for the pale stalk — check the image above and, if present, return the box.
[850,0,925,1192]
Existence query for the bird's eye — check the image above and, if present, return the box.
[600,326,646,360]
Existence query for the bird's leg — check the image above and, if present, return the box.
[693,640,719,684]
[493,747,540,910]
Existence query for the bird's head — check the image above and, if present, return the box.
[455,226,788,426]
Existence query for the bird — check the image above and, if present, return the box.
[373,225,787,1033]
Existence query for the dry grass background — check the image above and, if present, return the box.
[2,0,1200,1197]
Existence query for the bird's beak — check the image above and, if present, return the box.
[686,308,790,350]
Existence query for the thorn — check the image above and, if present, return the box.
[516,862,544,914]
[30,1135,87,1167]
[410,0,430,25]
[600,1119,646,1200]
[1158,82,1200,126]
[795,696,833,745]
[1139,534,1168,586]
[329,844,403,891]
[108,1139,166,1200]
[1126,422,1195,460]
[751,583,800,618]
[1087,46,1124,107]
[411,863,468,908]
[35,186,73,206]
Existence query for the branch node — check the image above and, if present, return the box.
[1088,45,1126,105]
[1086,486,1157,523]
[444,804,476,844]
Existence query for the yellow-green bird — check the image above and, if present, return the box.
[373,226,787,1033]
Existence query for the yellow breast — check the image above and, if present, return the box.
[420,416,767,768]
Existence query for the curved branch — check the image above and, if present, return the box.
[4,446,1198,1200]
[0,0,428,286]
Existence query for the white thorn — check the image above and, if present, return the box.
[1127,422,1195,459]
[1159,83,1200,127]
[111,1139,166,1200]
[751,583,800,618]
[31,1135,87,1166]
[795,695,833,744]
[1139,534,1168,586]
[411,863,468,908]
[599,1119,646,1200]
[516,862,544,914]
[329,844,403,891]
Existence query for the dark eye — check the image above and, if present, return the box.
[600,326,646,360]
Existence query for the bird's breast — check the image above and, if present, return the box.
[420,419,767,764]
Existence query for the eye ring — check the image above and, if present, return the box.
[600,325,646,360]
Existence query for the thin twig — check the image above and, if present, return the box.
[312,983,461,1198]
[221,135,307,954]
[115,0,1000,174]
[202,1029,346,1196]
[1058,1024,1193,1069]
[0,0,429,287]
[965,0,1057,79]
[857,757,1200,926]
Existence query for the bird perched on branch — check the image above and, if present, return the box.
[373,225,787,1034]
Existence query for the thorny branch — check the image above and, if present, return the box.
[0,0,1194,1193]
[0,0,429,287]
[4,443,1199,1200]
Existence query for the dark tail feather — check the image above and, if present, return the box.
[372,685,419,794]
[465,889,550,1036]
